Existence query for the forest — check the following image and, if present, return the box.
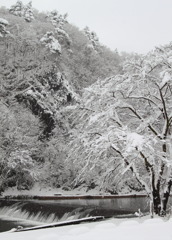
[0,1,172,216]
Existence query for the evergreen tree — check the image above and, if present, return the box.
[83,26,100,51]
[47,10,68,29]
[45,10,70,50]
[40,31,61,54]
[9,0,23,17]
[23,1,34,22]
[9,1,34,22]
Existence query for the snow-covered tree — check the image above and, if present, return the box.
[46,10,71,48]
[0,102,41,192]
[23,1,34,22]
[83,26,100,51]
[47,10,68,29]
[55,27,71,46]
[40,31,61,54]
[66,43,172,216]
[0,18,10,37]
[9,1,34,22]
[9,0,23,17]
[40,10,70,53]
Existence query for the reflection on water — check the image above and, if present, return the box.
[54,197,150,212]
[0,197,150,232]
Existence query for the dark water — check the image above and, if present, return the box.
[0,197,150,232]
[0,219,36,233]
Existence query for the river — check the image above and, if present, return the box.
[0,196,150,232]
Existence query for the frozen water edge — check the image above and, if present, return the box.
[1,216,172,240]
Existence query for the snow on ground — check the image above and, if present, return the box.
[1,217,172,240]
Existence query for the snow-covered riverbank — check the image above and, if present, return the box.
[1,216,172,240]
[1,185,145,198]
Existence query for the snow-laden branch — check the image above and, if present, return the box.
[117,104,162,139]
[126,95,162,112]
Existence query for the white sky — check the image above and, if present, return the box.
[1,0,172,53]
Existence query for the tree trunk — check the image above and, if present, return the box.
[161,181,172,216]
[152,180,172,216]
[152,189,161,215]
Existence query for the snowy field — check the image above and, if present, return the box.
[1,216,172,240]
